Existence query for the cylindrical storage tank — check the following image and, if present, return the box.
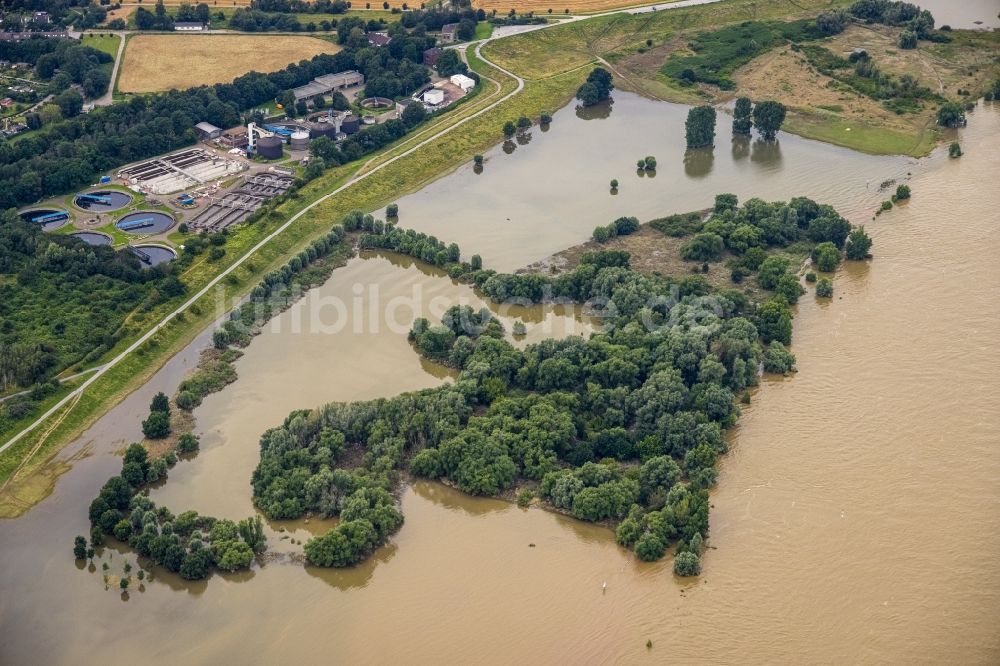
[290,130,310,151]
[342,114,360,135]
[257,136,283,160]
[310,122,336,139]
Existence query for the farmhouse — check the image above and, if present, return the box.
[194,121,222,140]
[174,22,207,31]
[439,23,458,43]
[292,70,364,102]
[450,73,475,92]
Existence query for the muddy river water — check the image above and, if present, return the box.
[1,94,998,664]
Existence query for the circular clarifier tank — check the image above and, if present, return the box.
[131,245,177,268]
[116,211,175,235]
[71,231,112,246]
[74,190,132,212]
[19,208,69,231]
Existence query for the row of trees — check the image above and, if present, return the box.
[685,99,785,150]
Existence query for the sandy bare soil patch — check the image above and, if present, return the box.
[734,43,916,134]
[118,34,341,93]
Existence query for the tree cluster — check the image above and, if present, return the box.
[135,1,176,30]
[83,440,265,580]
[0,210,186,393]
[244,204,837,570]
[592,216,640,243]
[1,36,112,100]
[575,67,614,107]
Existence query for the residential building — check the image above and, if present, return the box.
[439,23,458,43]
[367,31,391,47]
[423,47,443,68]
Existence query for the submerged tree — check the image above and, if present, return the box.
[685,105,717,149]
[936,101,966,128]
[845,227,873,260]
[732,97,753,135]
[752,100,786,141]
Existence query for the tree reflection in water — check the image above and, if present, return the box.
[575,98,613,121]
[684,146,715,179]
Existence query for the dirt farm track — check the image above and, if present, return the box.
[117,34,342,94]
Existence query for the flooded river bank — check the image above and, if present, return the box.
[1,96,998,664]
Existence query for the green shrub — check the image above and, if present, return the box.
[680,233,724,261]
[649,212,703,237]
[816,277,833,297]
[673,551,701,576]
[811,242,840,272]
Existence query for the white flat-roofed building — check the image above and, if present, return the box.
[449,74,475,92]
[422,88,445,106]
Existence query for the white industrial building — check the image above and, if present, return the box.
[174,22,207,31]
[422,88,445,106]
[449,74,475,92]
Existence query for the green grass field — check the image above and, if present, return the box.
[474,21,494,40]
[82,33,121,59]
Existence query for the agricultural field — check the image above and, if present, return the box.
[117,34,341,93]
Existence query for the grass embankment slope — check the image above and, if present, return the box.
[483,0,998,156]
[117,34,342,93]
[0,49,589,517]
[473,0,681,15]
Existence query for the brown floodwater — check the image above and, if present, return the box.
[915,0,1000,29]
[1,98,998,664]
[388,92,916,272]
[150,251,595,524]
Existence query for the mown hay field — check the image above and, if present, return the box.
[118,34,341,93]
